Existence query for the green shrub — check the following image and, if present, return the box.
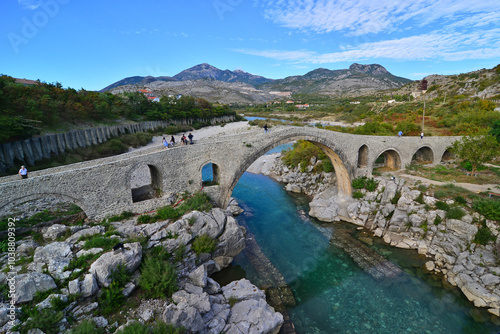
[321,159,334,173]
[107,211,134,222]
[156,206,182,221]
[0,239,7,252]
[352,191,364,199]
[192,234,217,255]
[454,196,467,205]
[174,243,186,263]
[390,191,401,204]
[137,214,156,224]
[117,321,185,334]
[473,221,497,245]
[473,199,500,221]
[70,319,106,334]
[447,207,466,220]
[434,215,442,225]
[415,192,425,204]
[352,177,367,189]
[83,236,120,251]
[98,264,131,314]
[99,281,126,315]
[20,307,64,334]
[139,256,178,299]
[365,178,379,192]
[435,201,450,211]
[434,190,447,199]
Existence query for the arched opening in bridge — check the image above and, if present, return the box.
[130,164,163,203]
[373,149,401,171]
[219,138,353,211]
[0,195,86,236]
[442,149,454,161]
[202,163,220,187]
[357,145,369,168]
[411,147,434,165]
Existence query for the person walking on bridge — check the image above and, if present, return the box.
[170,135,175,147]
[188,133,194,144]
[264,124,268,133]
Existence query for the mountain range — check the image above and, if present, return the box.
[102,63,413,103]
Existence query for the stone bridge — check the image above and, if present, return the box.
[0,126,459,220]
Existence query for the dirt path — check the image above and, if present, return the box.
[393,171,499,194]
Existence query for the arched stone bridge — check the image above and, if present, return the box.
[0,126,459,220]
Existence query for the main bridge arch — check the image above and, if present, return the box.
[217,132,354,209]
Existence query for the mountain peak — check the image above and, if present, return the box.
[349,63,389,75]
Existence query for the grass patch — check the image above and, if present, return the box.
[69,319,106,334]
[472,198,500,221]
[83,236,120,251]
[116,321,185,334]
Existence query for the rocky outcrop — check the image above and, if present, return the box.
[0,206,261,333]
[14,273,57,303]
[89,242,143,287]
[312,176,500,317]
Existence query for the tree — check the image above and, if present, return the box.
[490,119,500,143]
[452,134,499,175]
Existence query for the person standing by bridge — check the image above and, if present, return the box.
[170,135,175,147]
[188,133,194,144]
[19,165,28,179]
[264,124,268,133]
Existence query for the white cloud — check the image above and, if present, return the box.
[262,0,500,35]
[18,0,42,10]
[234,29,500,63]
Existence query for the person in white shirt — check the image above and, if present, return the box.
[19,165,28,179]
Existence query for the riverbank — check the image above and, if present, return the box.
[248,152,500,322]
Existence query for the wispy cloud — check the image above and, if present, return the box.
[262,0,500,35]
[18,0,42,10]
[234,29,500,63]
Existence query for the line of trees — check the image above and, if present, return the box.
[0,75,234,143]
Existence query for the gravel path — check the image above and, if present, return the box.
[393,171,499,194]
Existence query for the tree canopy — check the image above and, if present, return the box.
[452,134,499,175]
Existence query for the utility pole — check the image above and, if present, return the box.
[444,92,446,104]
[422,95,426,132]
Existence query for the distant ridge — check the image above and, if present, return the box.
[102,62,413,101]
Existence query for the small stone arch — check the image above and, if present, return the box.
[357,144,369,168]
[127,163,163,203]
[201,162,220,186]
[442,148,455,161]
[411,146,434,164]
[0,193,88,219]
[373,149,402,171]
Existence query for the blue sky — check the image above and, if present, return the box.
[1,0,499,91]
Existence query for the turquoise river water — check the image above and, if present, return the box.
[206,149,499,334]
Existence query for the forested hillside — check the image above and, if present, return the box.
[0,75,234,143]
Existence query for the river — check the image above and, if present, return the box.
[207,149,498,333]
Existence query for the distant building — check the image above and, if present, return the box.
[350,101,360,105]
[295,104,309,109]
[419,79,428,91]
[387,99,396,104]
[286,100,294,104]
